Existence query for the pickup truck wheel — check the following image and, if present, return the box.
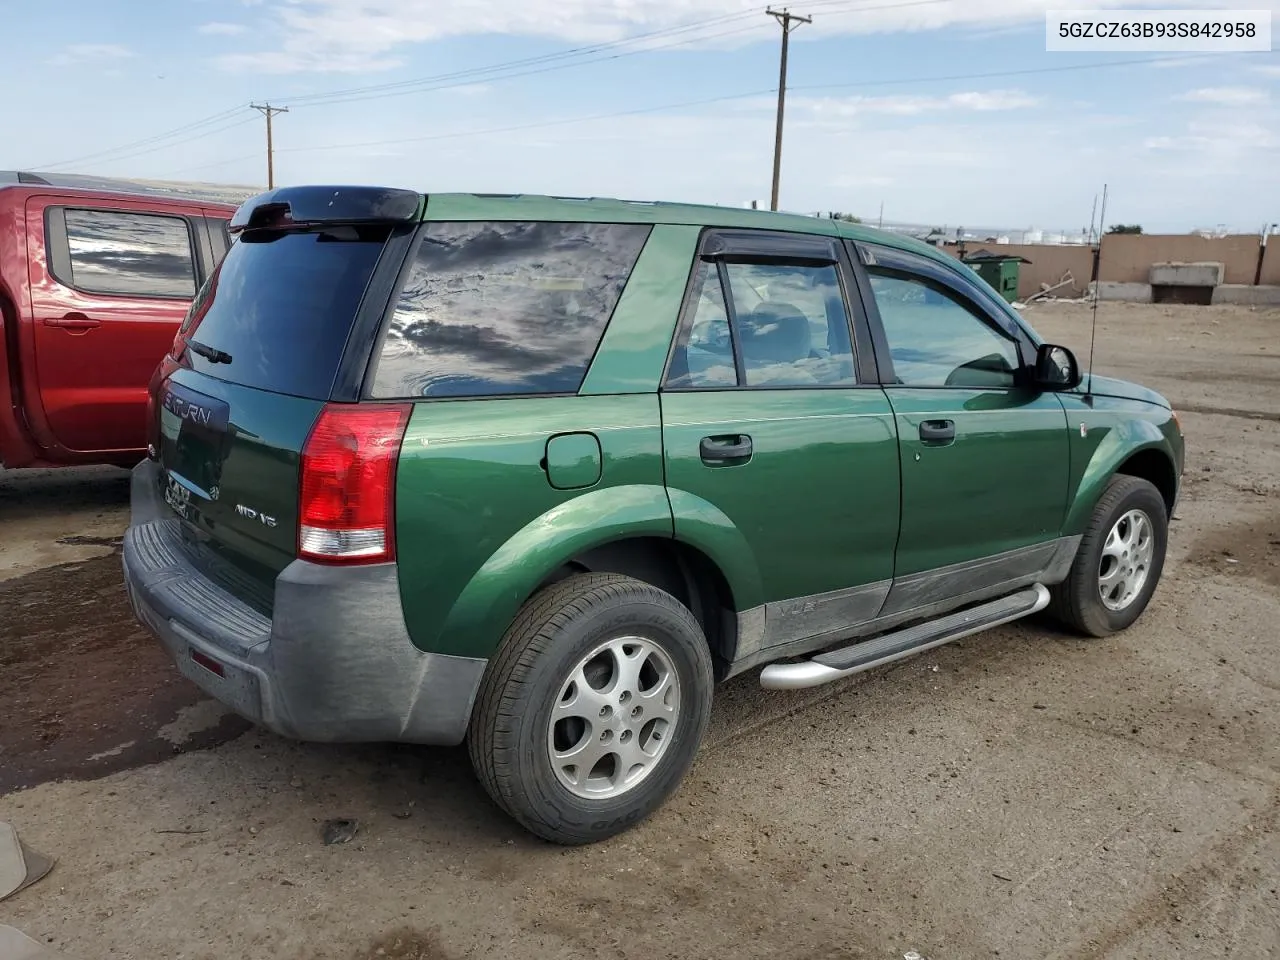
[1049,475,1168,637]
[467,572,714,845]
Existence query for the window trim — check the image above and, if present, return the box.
[192,216,215,285]
[847,240,1037,389]
[339,222,420,403]
[359,219,653,403]
[205,217,230,265]
[661,227,877,394]
[713,261,747,386]
[701,228,840,265]
[46,206,200,302]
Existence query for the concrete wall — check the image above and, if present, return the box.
[942,243,1095,299]
[933,233,1271,298]
[1262,242,1280,286]
[1098,234,1261,285]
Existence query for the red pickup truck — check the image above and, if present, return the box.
[0,172,240,468]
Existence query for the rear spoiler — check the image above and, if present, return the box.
[229,185,423,234]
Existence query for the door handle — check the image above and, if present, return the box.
[919,419,956,444]
[44,313,101,332]
[699,434,753,464]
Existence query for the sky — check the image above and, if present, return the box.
[4,0,1279,233]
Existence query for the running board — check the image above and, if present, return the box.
[759,584,1051,691]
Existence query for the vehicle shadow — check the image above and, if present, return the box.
[0,465,130,523]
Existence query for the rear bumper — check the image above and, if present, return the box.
[122,460,486,745]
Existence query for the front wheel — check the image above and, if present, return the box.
[467,573,714,845]
[1049,475,1169,637]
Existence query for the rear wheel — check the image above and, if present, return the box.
[467,573,714,845]
[1049,475,1168,637]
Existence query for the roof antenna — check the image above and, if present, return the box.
[1085,183,1108,404]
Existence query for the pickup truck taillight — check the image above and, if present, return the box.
[298,403,411,565]
[145,356,181,459]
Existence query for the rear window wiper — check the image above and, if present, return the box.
[187,339,233,364]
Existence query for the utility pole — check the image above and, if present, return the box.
[766,7,810,212]
[249,103,289,189]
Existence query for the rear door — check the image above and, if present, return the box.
[661,230,901,651]
[850,241,1070,609]
[24,195,202,454]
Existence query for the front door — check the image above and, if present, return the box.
[25,197,200,454]
[853,242,1070,610]
[661,230,901,651]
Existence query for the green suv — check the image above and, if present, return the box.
[123,186,1184,844]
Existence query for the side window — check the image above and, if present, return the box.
[370,221,650,399]
[63,209,196,298]
[868,272,1020,388]
[667,255,857,389]
[728,262,855,387]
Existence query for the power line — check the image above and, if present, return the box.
[272,10,763,107]
[42,115,259,174]
[265,52,1208,160]
[33,0,961,176]
[32,12,769,173]
[168,152,262,177]
[269,0,961,111]
[34,106,247,170]
[274,88,779,155]
[274,22,769,110]
[799,0,958,16]
[791,52,1224,93]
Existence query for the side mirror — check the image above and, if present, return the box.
[1034,343,1082,390]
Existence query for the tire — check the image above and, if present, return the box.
[1049,474,1168,637]
[467,572,714,845]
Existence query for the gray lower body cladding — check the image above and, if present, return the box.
[122,460,486,746]
[728,535,1081,678]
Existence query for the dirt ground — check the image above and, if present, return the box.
[1,301,1278,960]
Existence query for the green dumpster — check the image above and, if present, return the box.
[962,250,1030,304]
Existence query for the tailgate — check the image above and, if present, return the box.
[147,186,421,600]
[156,371,325,583]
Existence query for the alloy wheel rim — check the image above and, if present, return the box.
[1098,508,1155,611]
[547,635,680,800]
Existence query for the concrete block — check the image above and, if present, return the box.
[1212,284,1280,306]
[1149,261,1224,286]
[1088,281,1152,303]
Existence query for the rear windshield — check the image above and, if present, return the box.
[369,220,651,399]
[183,226,387,399]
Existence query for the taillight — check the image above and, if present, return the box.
[145,391,158,459]
[298,403,411,565]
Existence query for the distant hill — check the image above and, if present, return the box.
[1,170,260,206]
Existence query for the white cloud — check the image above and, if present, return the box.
[215,0,1280,74]
[1176,86,1269,104]
[1144,111,1278,161]
[47,44,134,66]
[199,22,249,36]
[790,89,1038,119]
[1255,64,1280,77]
[1147,55,1214,68]
[831,174,895,189]
[948,90,1039,111]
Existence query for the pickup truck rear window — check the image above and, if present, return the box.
[368,221,650,399]
[182,225,387,400]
